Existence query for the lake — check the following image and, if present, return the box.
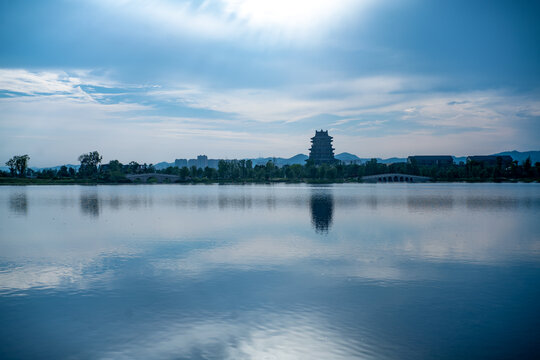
[1,183,539,359]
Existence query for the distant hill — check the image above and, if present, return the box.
[377,157,407,164]
[335,153,407,164]
[154,161,174,170]
[453,156,467,164]
[251,154,308,166]
[453,151,539,165]
[0,164,80,172]
[492,150,540,164]
[335,152,360,161]
[30,164,80,171]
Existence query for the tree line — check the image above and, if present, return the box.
[2,151,540,183]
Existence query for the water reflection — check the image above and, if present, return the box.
[407,195,454,211]
[310,189,334,233]
[9,192,27,215]
[1,184,540,359]
[80,190,100,217]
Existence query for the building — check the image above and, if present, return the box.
[207,159,219,169]
[308,130,336,165]
[467,155,513,167]
[175,159,188,168]
[187,159,197,168]
[407,155,453,167]
[197,155,208,169]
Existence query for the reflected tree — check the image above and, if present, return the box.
[80,191,100,217]
[9,192,28,215]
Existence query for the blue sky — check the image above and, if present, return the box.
[1,0,539,166]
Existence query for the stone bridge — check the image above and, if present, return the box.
[361,173,431,183]
[126,173,180,183]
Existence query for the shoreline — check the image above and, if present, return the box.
[1,178,538,185]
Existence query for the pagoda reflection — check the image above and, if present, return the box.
[310,190,334,234]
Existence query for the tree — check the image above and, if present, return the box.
[5,154,30,177]
[179,166,190,180]
[108,160,123,173]
[58,165,69,178]
[365,158,379,176]
[190,165,198,178]
[218,160,229,179]
[204,166,216,179]
[78,151,102,178]
[5,158,16,176]
[265,161,275,180]
[523,156,532,177]
[128,161,140,174]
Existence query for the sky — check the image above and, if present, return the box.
[1,0,539,166]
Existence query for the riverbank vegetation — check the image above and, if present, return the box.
[2,152,539,184]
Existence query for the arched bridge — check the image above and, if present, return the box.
[361,173,431,183]
[126,173,180,183]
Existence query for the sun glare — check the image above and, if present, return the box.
[222,0,361,31]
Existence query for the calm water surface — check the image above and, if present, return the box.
[1,183,539,359]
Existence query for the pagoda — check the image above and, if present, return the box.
[308,130,336,165]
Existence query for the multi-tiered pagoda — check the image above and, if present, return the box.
[308,130,336,164]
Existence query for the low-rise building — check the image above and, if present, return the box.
[175,159,188,168]
[197,155,208,169]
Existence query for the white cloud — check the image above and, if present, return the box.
[0,69,83,95]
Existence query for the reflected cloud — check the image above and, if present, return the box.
[98,310,371,360]
[0,264,82,294]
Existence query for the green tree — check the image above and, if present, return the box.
[190,165,198,178]
[5,158,16,176]
[523,156,532,177]
[265,161,276,180]
[365,159,379,176]
[179,166,190,180]
[108,160,123,172]
[128,161,140,174]
[58,165,69,178]
[218,160,229,179]
[204,166,216,179]
[78,151,102,178]
[5,154,30,177]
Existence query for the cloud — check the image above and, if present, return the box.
[0,69,84,97]
[1,68,539,165]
